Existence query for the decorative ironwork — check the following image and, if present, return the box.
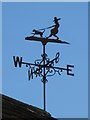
[13,51,74,83]
[26,52,60,82]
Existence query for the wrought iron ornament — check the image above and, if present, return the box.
[13,17,74,112]
[13,52,74,82]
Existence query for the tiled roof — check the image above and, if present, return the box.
[1,94,57,120]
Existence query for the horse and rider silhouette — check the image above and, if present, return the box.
[32,17,61,40]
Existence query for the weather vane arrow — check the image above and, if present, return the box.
[13,17,74,112]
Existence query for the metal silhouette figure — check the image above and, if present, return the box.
[31,29,45,37]
[47,17,61,40]
[31,17,61,39]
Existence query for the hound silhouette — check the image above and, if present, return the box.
[32,29,45,37]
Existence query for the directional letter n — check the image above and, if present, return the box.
[13,56,22,67]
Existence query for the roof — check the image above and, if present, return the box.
[1,94,57,120]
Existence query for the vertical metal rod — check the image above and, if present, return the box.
[43,44,46,111]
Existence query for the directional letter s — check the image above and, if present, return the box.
[13,56,22,67]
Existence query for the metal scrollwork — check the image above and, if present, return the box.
[55,52,60,63]
[46,67,56,77]
[27,52,61,82]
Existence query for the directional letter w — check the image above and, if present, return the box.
[13,56,22,67]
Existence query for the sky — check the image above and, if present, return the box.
[2,2,88,118]
[0,0,89,2]
[0,2,2,94]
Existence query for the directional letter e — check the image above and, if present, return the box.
[67,64,74,76]
[13,56,22,67]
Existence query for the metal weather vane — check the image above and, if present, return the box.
[13,17,74,112]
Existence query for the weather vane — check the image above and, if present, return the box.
[13,17,74,112]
